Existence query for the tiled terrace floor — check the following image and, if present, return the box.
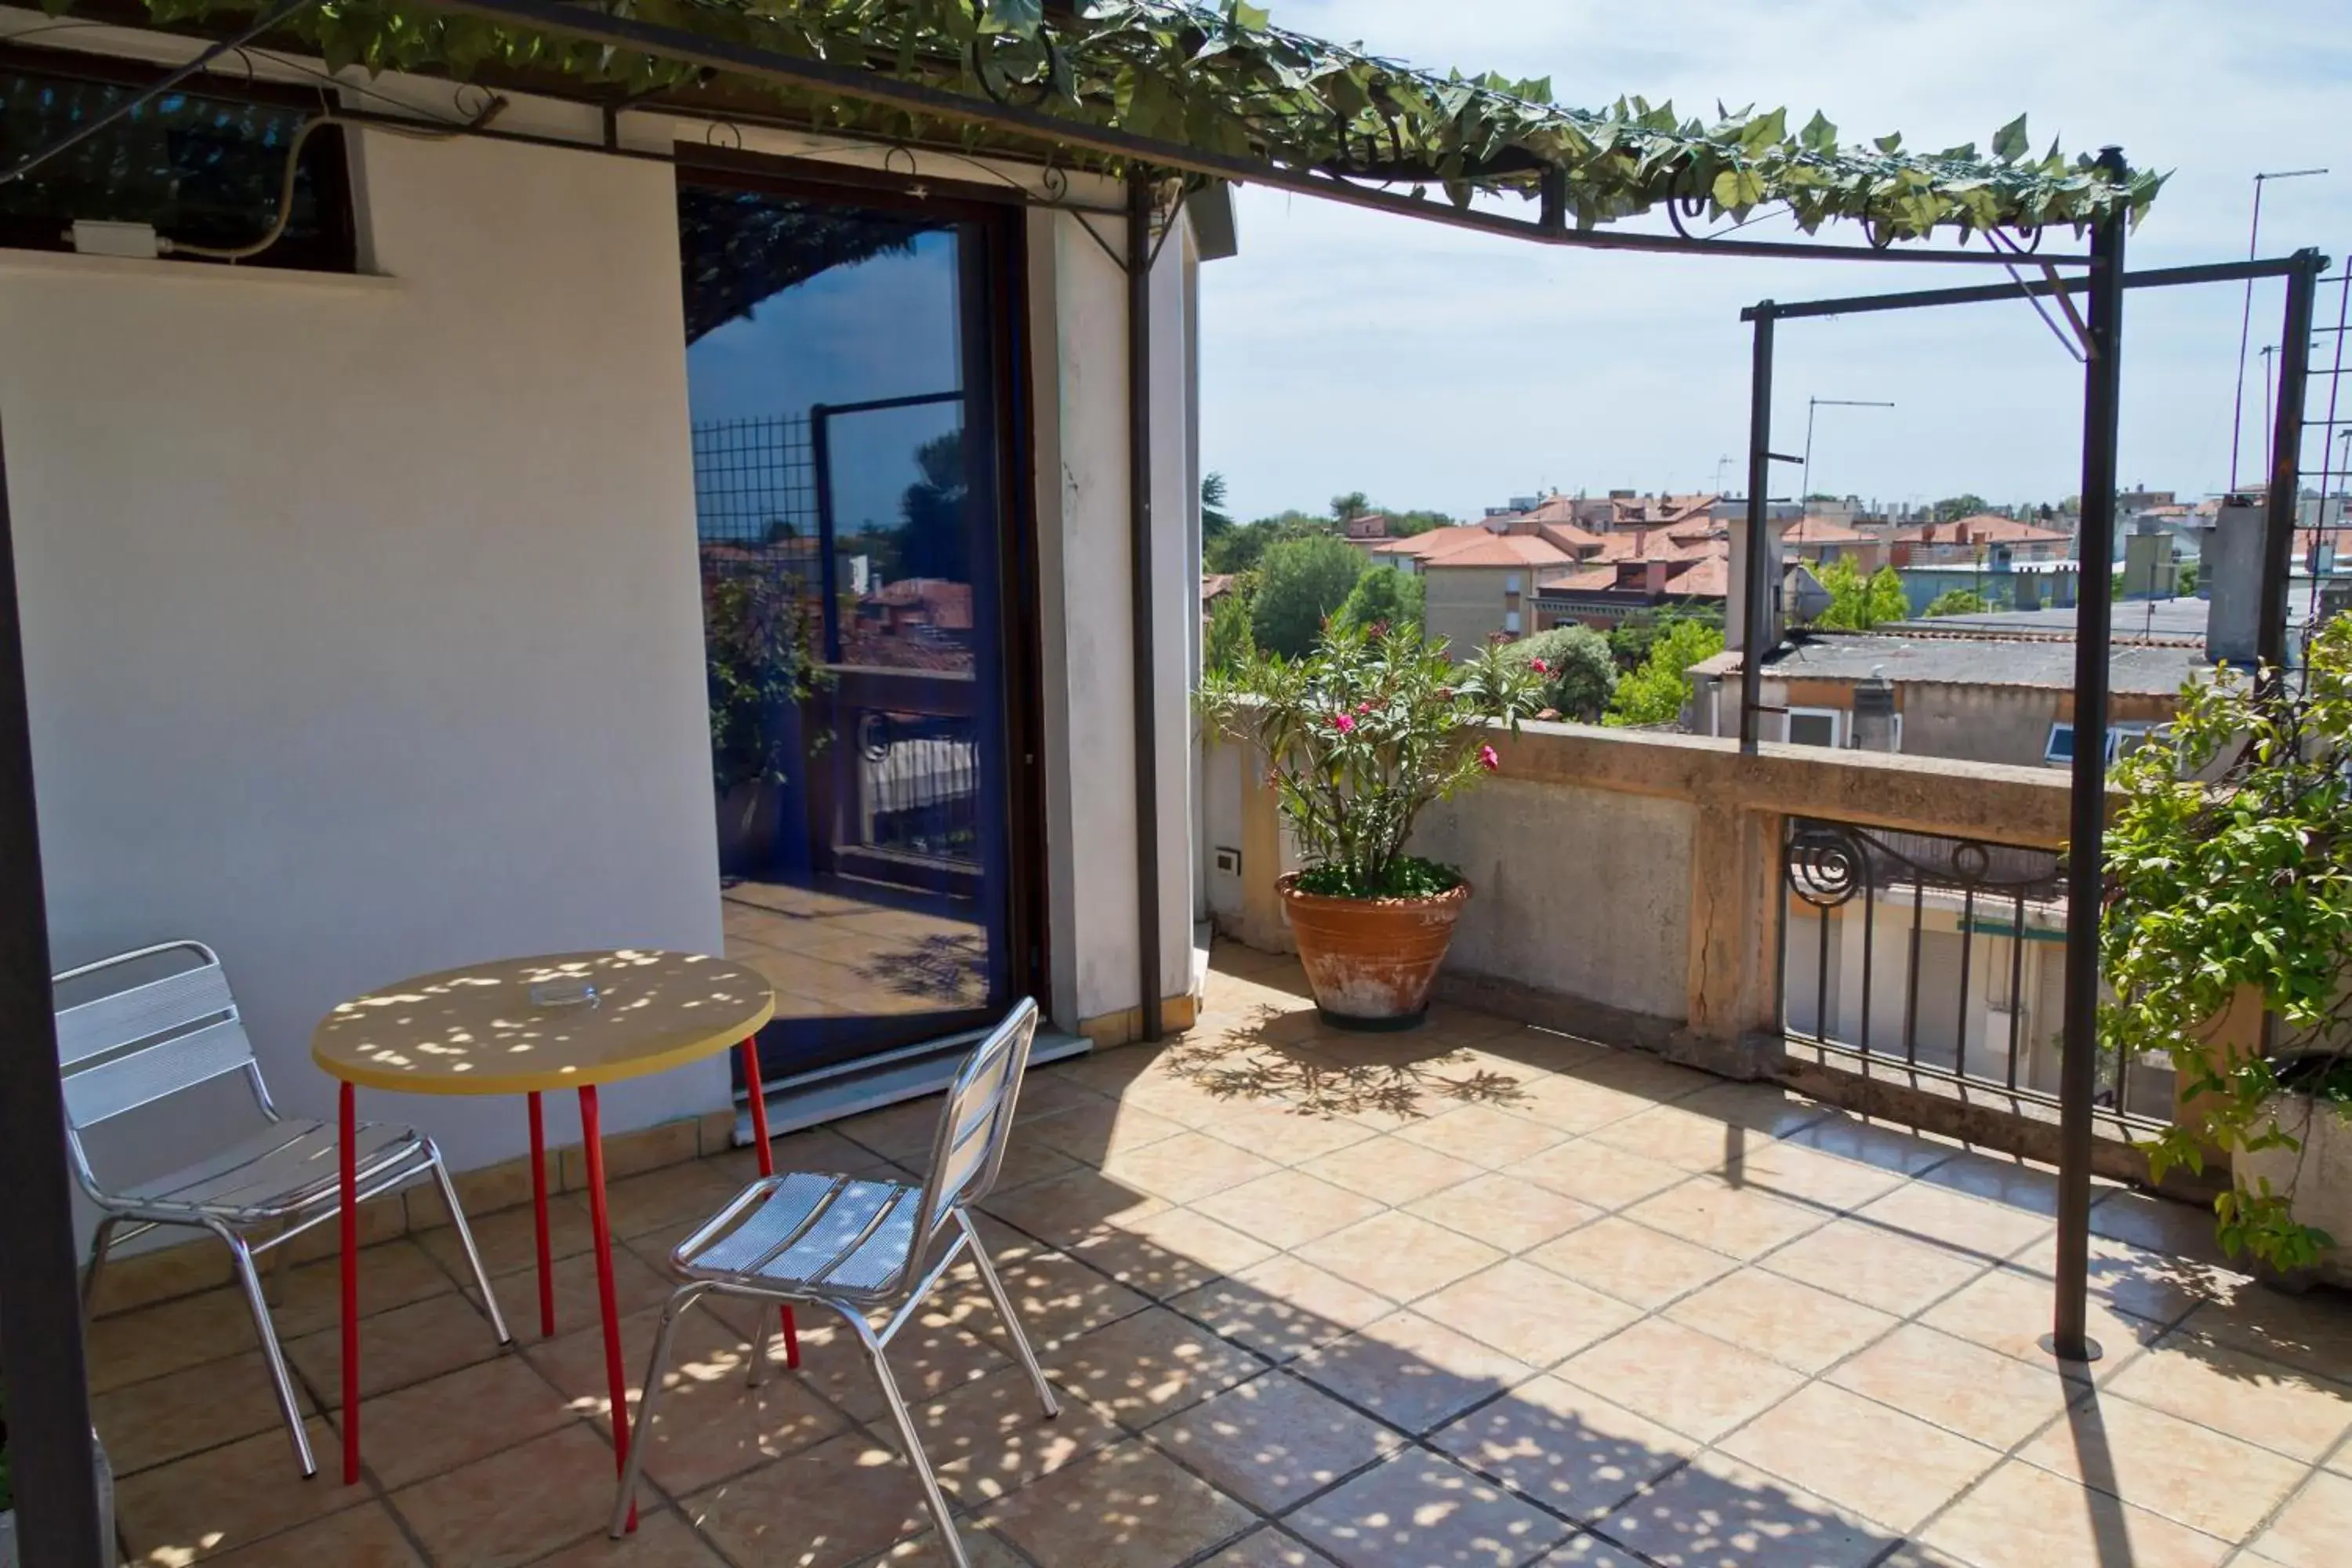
[96,942,2352,1566]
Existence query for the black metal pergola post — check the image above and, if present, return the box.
[1740,305,1775,753]
[0,416,110,1566]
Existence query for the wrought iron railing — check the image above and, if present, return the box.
[1780,816,2172,1122]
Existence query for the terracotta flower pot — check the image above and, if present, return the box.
[1279,873,1471,1029]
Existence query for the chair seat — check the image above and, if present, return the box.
[675,1172,925,1305]
[119,1117,428,1224]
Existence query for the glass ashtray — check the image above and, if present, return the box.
[528,978,601,1010]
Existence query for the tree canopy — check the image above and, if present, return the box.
[1510,625,1617,722]
[1335,566,1425,637]
[1606,619,1722,728]
[1811,560,1911,630]
[1251,533,1367,658]
[1921,588,1987,618]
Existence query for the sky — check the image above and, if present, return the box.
[1199,0,2352,524]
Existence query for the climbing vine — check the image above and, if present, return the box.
[96,0,2160,238]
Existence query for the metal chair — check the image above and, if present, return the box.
[610,997,1057,1565]
[56,940,511,1477]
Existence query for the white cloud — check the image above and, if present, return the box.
[1201,0,2352,521]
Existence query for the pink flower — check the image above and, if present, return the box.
[1355,701,1374,715]
[1530,658,1550,674]
[1332,713,1357,734]
[1477,744,1501,772]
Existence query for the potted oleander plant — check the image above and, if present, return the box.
[1201,621,1541,1027]
[2104,612,2352,1281]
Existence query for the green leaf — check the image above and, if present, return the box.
[1711,165,1766,210]
[1799,109,1838,154]
[984,0,1044,36]
[1874,132,1904,154]
[1992,113,2029,162]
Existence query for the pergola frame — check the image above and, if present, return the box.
[0,5,2227,1560]
[1737,238,2332,1361]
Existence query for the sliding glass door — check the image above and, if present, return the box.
[680,170,1036,1083]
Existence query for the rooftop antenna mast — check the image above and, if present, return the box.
[2230,168,2326,490]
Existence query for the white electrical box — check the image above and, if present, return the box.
[68,220,162,260]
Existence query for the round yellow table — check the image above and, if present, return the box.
[312,949,777,1507]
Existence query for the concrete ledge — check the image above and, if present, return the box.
[1434,969,1679,1058]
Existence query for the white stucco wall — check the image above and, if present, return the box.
[0,129,728,1200]
[1028,201,1200,1028]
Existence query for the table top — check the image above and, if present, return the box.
[310,949,775,1095]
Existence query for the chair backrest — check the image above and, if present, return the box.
[53,942,265,1142]
[909,997,1041,1255]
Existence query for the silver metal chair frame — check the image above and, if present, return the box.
[610,998,1057,1566]
[56,940,511,1477]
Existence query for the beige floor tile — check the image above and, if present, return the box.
[1556,1319,1806,1443]
[1505,1140,1692,1211]
[1192,1167,1388,1250]
[1295,1308,1537,1434]
[271,1240,462,1340]
[978,1167,1165,1248]
[1762,1216,1991,1316]
[1428,1374,1689,1520]
[1526,1534,1649,1567]
[1919,1264,2165,1370]
[524,1508,729,1566]
[1830,1322,2089,1449]
[390,1422,617,1568]
[202,1501,422,1566]
[1588,1104,1753,1172]
[1777,1112,1958,1176]
[1200,1527,1345,1567]
[1146,1368,1403,1512]
[1196,1101,1382,1163]
[1290,1447,1572,1567]
[783,1312,1015,1425]
[1404,1172,1602,1254]
[1487,1073,1660,1136]
[1300,1136,1487,1207]
[683,1431,932,1568]
[286,1290,510,1409]
[1674,1080,1834,1138]
[1665,1266,1899,1374]
[1526,1216,1737,1310]
[2183,1278,2352,1387]
[1415,1258,1642,1368]
[115,1417,357,1563]
[1856,1181,2055,1263]
[2247,1468,2352,1568]
[2016,1392,2310,1541]
[982,1439,1258,1563]
[350,1352,579,1489]
[594,1160,768,1242]
[935,1242,1153,1351]
[87,1286,269,1396]
[1015,1097,1189,1167]
[1915,1457,2233,1568]
[1047,1305,1268,1426]
[94,1348,311,1477]
[466,1243,677,1332]
[1729,1138,1912,1212]
[1170,1254,1397,1362]
[1294,1210,1506,1302]
[2089,1189,2244,1266]
[1099,1128,1285,1204]
[2103,1326,2352,1462]
[1621,1177,1832,1260]
[1394,1103,1575,1170]
[1720,1381,1999,1535]
[1073,1204,1277,1298]
[416,1193,597,1282]
[910,1362,1125,1504]
[1597,1451,1899,1568]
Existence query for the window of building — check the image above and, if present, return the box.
[2045,722,2148,766]
[1504,572,1524,595]
[0,45,356,272]
[1502,608,1522,634]
[1788,707,1842,747]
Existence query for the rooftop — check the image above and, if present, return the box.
[92,943,2352,1567]
[1892,599,2212,643]
[1722,630,2212,693]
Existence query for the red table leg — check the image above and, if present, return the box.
[339,1080,360,1485]
[528,1091,555,1338]
[579,1085,636,1533]
[739,1039,800,1369]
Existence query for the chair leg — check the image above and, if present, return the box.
[851,1311,970,1568]
[426,1143,513,1346]
[609,1286,706,1540]
[956,1210,1059,1418]
[81,1215,120,1320]
[220,1224,317,1479]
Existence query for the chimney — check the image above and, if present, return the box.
[2205,495,2271,665]
[1727,514,1791,655]
[1852,673,1899,753]
[1643,559,1671,596]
